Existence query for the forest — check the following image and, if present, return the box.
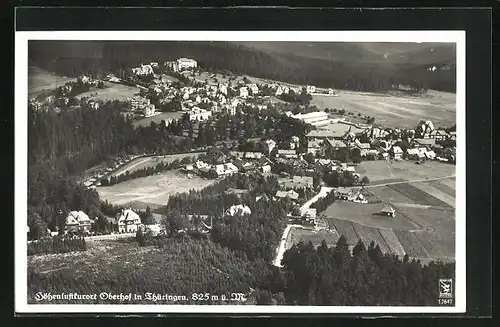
[29,41,456,93]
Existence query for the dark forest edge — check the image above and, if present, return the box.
[29,41,456,93]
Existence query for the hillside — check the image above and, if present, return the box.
[28,41,456,92]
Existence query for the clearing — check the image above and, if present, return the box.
[356,160,455,184]
[28,67,76,97]
[74,81,141,102]
[323,201,421,230]
[310,90,456,128]
[110,152,205,178]
[285,226,340,250]
[97,170,216,209]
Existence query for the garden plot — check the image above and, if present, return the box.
[427,180,456,197]
[351,223,391,254]
[378,228,406,257]
[393,230,419,258]
[285,227,340,250]
[388,183,453,209]
[327,219,359,246]
[411,182,456,208]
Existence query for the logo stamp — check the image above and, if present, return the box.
[438,278,453,299]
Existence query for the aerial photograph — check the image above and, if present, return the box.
[26,40,457,306]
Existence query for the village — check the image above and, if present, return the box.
[27,57,457,266]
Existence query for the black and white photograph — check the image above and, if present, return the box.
[15,30,465,314]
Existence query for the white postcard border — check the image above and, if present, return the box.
[15,30,466,314]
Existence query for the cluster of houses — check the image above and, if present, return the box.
[82,155,138,189]
[182,150,273,179]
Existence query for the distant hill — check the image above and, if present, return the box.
[28,41,456,93]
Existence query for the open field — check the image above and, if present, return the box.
[285,227,340,250]
[133,111,185,128]
[411,182,456,208]
[388,183,453,209]
[74,81,140,102]
[324,201,421,230]
[97,170,216,209]
[310,90,456,128]
[28,67,76,96]
[111,152,205,178]
[356,160,455,183]
[427,179,456,197]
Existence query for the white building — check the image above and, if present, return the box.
[218,83,228,95]
[168,58,198,72]
[306,85,316,94]
[247,84,259,95]
[65,211,93,233]
[116,209,142,233]
[239,87,249,98]
[132,64,154,76]
[225,204,252,216]
[188,108,212,122]
[291,111,330,127]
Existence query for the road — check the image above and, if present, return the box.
[273,224,304,267]
[84,233,136,242]
[299,186,334,216]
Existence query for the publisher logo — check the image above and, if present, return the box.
[439,278,453,299]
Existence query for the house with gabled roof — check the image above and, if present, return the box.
[65,211,94,233]
[116,208,142,233]
[380,205,396,217]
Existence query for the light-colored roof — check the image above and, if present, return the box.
[292,175,314,186]
[381,205,395,213]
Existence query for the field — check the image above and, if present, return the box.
[74,81,140,102]
[285,227,339,250]
[97,170,216,209]
[133,112,185,128]
[323,201,421,230]
[355,160,456,184]
[310,164,456,262]
[110,152,205,178]
[310,90,456,128]
[28,66,76,96]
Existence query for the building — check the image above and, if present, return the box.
[175,58,198,72]
[416,120,435,138]
[275,86,284,96]
[218,83,228,95]
[132,64,154,76]
[290,175,314,189]
[239,87,249,98]
[277,149,298,159]
[226,204,252,216]
[246,84,259,95]
[305,85,316,94]
[263,139,277,155]
[116,209,142,233]
[327,88,335,95]
[276,190,300,200]
[65,211,94,233]
[307,139,323,155]
[380,205,396,217]
[291,111,330,127]
[213,163,238,177]
[261,164,271,174]
[324,139,347,151]
[336,187,352,200]
[188,108,212,122]
[129,96,156,117]
[392,146,403,160]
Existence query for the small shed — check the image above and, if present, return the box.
[380,205,396,217]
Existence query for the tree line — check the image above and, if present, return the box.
[29,41,456,93]
[280,238,455,305]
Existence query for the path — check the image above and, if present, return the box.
[299,186,335,216]
[273,224,304,267]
